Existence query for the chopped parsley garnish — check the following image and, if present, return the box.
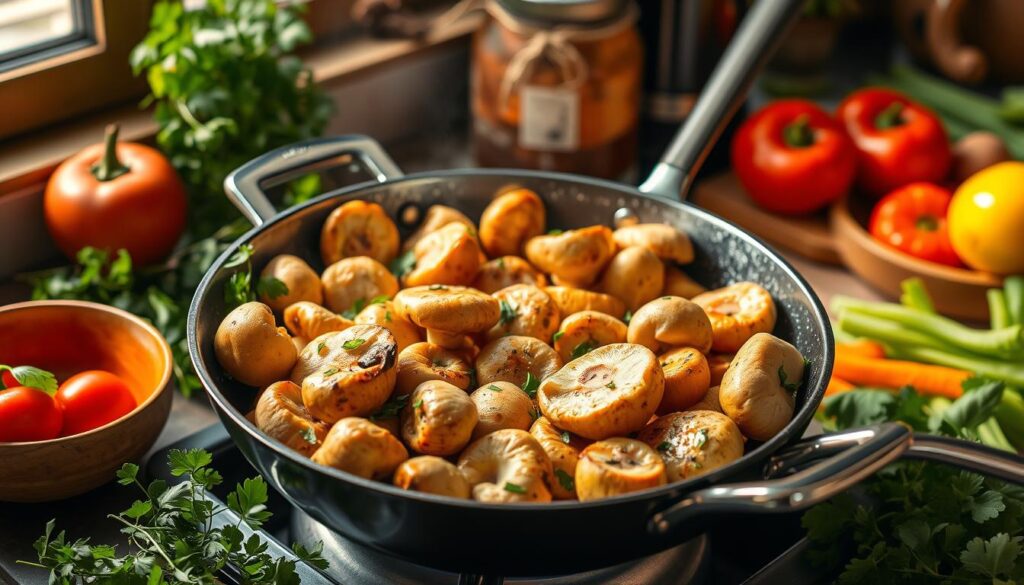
[385,310,392,322]
[316,341,327,355]
[521,372,540,398]
[413,399,424,409]
[498,299,517,325]
[497,257,506,270]
[622,309,632,324]
[389,250,416,278]
[487,384,503,392]
[299,426,317,444]
[606,381,616,390]
[571,340,597,360]
[322,367,340,376]
[428,284,447,291]
[694,428,708,449]
[662,296,672,300]
[547,229,563,235]
[561,431,571,444]
[371,394,409,420]
[552,330,564,343]
[779,366,800,392]
[341,296,387,319]
[343,338,366,350]
[503,482,527,494]
[656,441,671,452]
[554,469,575,492]
[255,276,289,300]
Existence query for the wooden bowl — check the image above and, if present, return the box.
[830,196,1002,320]
[0,300,173,502]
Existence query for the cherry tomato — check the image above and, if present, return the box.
[55,370,137,436]
[0,387,63,442]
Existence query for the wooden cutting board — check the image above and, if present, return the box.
[691,173,842,265]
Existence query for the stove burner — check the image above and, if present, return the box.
[290,509,709,585]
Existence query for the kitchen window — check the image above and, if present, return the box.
[0,0,94,74]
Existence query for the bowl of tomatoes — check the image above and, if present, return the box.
[0,300,173,502]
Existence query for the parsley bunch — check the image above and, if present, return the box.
[806,380,1024,583]
[21,449,327,584]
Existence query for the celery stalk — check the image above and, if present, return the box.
[1004,276,1024,327]
[989,289,1011,330]
[838,310,953,351]
[995,390,1024,451]
[900,278,935,314]
[978,418,1017,453]
[887,344,1024,387]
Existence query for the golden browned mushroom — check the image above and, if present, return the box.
[544,286,626,319]
[707,354,734,386]
[657,347,711,413]
[663,265,706,298]
[258,254,323,312]
[719,333,804,441]
[487,284,560,342]
[691,282,777,353]
[393,456,471,498]
[404,223,483,287]
[598,247,665,311]
[321,256,399,314]
[283,301,353,340]
[525,225,617,287]
[637,410,743,482]
[311,417,408,480]
[401,380,478,456]
[551,310,628,363]
[291,335,309,354]
[320,200,400,265]
[478,188,546,257]
[530,416,589,500]
[254,381,328,457]
[537,343,664,440]
[215,302,298,387]
[295,324,398,423]
[575,438,666,501]
[686,385,723,414]
[402,205,477,253]
[470,381,536,440]
[457,429,553,503]
[396,342,473,394]
[612,223,693,264]
[355,300,423,353]
[472,256,547,294]
[627,296,713,354]
[393,285,500,350]
[475,335,563,388]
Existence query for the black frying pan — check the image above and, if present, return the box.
[188,0,1024,580]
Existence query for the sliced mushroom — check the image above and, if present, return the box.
[291,335,310,354]
[598,247,665,311]
[311,417,408,480]
[544,286,626,320]
[214,302,298,387]
[401,380,478,456]
[662,265,706,299]
[283,301,353,340]
[537,343,664,440]
[320,200,400,265]
[396,341,473,394]
[552,310,628,363]
[691,282,777,353]
[393,456,471,498]
[404,223,483,287]
[525,226,617,287]
[472,256,547,294]
[487,284,560,342]
[254,381,328,457]
[394,285,499,350]
[575,438,666,501]
[457,429,553,503]
[627,296,713,354]
[637,410,743,482]
[657,347,711,413]
[295,324,398,423]
[707,353,735,386]
[355,300,423,353]
[479,188,546,257]
[686,385,723,414]
[470,381,536,440]
[321,256,399,314]
[612,223,693,264]
[475,335,563,388]
[530,416,589,500]
[258,254,323,312]
[402,205,477,253]
[719,333,804,441]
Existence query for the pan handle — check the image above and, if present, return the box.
[638,0,804,200]
[648,423,1024,536]
[224,135,404,226]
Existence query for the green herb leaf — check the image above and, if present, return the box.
[496,257,505,270]
[428,284,447,291]
[115,463,139,486]
[499,299,517,325]
[547,229,563,235]
[656,441,671,452]
[371,394,410,420]
[778,365,800,392]
[389,250,417,278]
[322,367,340,376]
[488,384,503,392]
[521,372,540,398]
[961,533,1022,578]
[503,482,527,494]
[622,310,632,324]
[0,365,58,395]
[554,469,575,492]
[224,244,255,268]
[168,448,212,477]
[343,338,367,350]
[552,330,564,343]
[571,340,597,360]
[561,431,571,444]
[606,381,616,390]
[317,340,327,354]
[694,428,708,448]
[255,276,289,300]
[300,426,317,445]
[228,477,272,528]
[944,379,1004,434]
[413,399,424,409]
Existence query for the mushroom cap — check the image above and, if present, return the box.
[613,223,693,264]
[394,285,500,333]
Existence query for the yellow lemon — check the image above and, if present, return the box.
[948,161,1024,274]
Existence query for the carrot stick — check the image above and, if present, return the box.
[831,353,969,399]
[836,340,886,360]
[825,376,855,396]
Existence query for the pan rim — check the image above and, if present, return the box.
[188,167,835,513]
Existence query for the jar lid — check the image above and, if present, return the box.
[495,0,628,25]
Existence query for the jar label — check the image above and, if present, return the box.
[519,86,579,152]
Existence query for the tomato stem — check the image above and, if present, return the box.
[91,124,130,182]
[875,102,905,130]
[915,215,939,232]
[782,114,815,148]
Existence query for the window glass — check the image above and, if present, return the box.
[0,0,76,57]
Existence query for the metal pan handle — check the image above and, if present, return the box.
[639,0,804,200]
[224,135,404,227]
[649,423,1024,536]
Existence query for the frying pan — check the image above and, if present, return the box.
[188,0,1024,580]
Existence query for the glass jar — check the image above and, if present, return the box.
[471,0,642,180]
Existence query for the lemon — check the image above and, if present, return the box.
[948,162,1024,274]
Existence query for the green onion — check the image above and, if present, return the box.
[503,482,527,494]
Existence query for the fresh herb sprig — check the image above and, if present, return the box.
[20,449,327,584]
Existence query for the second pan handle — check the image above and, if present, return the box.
[639,0,804,200]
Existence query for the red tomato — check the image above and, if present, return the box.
[1,370,17,389]
[731,99,857,214]
[55,370,137,436]
[869,182,962,267]
[0,387,63,442]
